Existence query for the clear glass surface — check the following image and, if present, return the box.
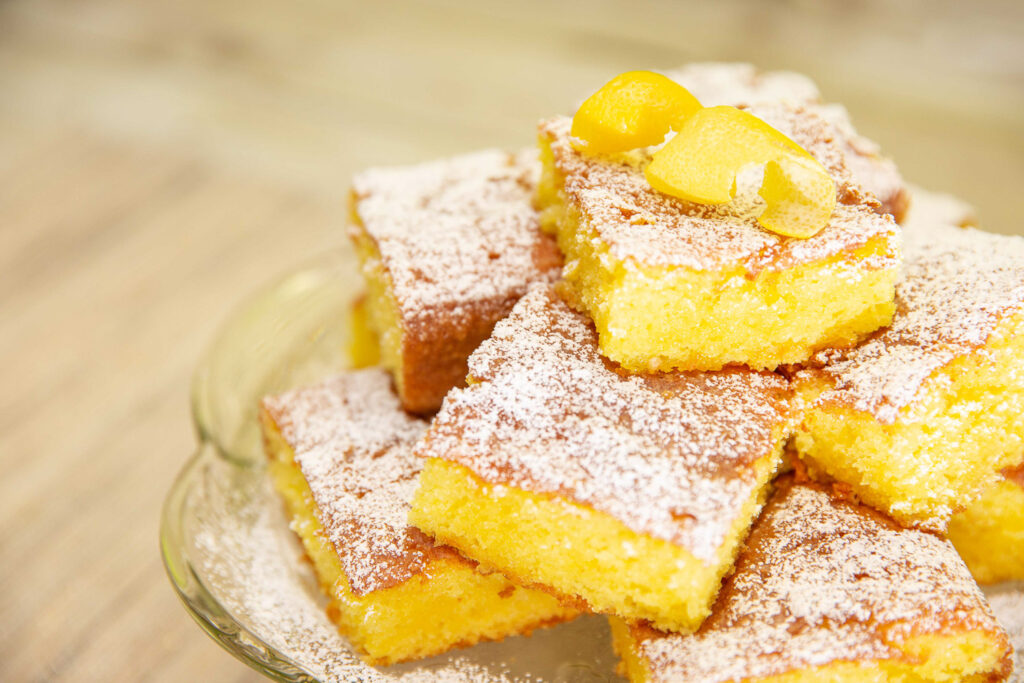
[160,248,623,682]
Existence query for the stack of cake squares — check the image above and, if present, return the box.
[259,63,1023,680]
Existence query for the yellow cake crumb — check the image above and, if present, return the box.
[794,221,1024,530]
[411,455,778,632]
[948,470,1024,585]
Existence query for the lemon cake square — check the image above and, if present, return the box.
[664,62,908,222]
[901,185,978,232]
[537,103,901,373]
[408,284,794,633]
[349,149,562,414]
[611,475,1012,683]
[949,464,1024,585]
[259,369,575,666]
[662,62,822,109]
[793,220,1024,530]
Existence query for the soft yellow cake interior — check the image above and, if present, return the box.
[262,412,575,666]
[349,219,406,398]
[794,311,1024,529]
[348,295,381,368]
[409,452,780,633]
[536,137,899,372]
[610,617,1009,683]
[948,477,1024,584]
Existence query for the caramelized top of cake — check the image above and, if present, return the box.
[632,476,1009,683]
[540,105,899,275]
[663,62,821,107]
[809,223,1024,423]
[350,149,561,338]
[262,370,463,595]
[415,285,793,562]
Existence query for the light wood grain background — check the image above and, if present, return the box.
[1,1,1021,681]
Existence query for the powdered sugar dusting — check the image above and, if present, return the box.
[663,63,821,108]
[188,451,579,682]
[416,285,792,562]
[809,103,908,220]
[351,149,560,334]
[902,185,978,231]
[637,479,1009,682]
[541,107,899,274]
[262,369,452,595]
[813,223,1024,423]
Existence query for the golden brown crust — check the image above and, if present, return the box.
[886,185,912,224]
[350,149,562,414]
[397,230,562,415]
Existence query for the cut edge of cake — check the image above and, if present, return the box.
[608,476,1012,683]
[259,371,577,665]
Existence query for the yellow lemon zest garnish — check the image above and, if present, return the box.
[758,156,837,238]
[571,71,702,154]
[644,105,835,238]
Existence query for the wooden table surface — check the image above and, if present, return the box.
[1,1,1021,680]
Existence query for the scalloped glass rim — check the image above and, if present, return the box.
[163,249,359,681]
[162,444,315,682]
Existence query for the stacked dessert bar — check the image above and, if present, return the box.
[260,63,1021,679]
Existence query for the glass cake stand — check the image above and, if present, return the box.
[161,247,1024,682]
[159,248,624,682]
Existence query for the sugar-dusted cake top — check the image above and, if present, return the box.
[810,222,1024,423]
[540,105,899,274]
[262,369,462,595]
[633,476,1009,683]
[415,285,793,562]
[351,149,561,335]
[663,62,821,108]
[814,103,909,221]
[902,186,977,232]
